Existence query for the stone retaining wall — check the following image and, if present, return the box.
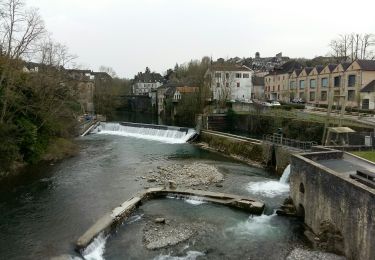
[200,131,295,175]
[290,153,375,260]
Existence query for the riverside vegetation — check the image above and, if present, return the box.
[0,0,128,177]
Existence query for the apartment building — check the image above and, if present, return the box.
[264,59,375,109]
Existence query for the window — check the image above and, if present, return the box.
[215,72,221,78]
[348,75,356,87]
[216,83,220,88]
[278,85,280,91]
[334,76,341,87]
[226,82,229,88]
[225,73,229,79]
[321,78,328,87]
[310,79,316,89]
[310,92,315,101]
[235,73,242,78]
[289,81,296,89]
[243,73,249,78]
[348,90,355,101]
[299,80,305,89]
[237,82,240,88]
[321,91,327,101]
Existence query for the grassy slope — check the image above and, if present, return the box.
[352,151,375,163]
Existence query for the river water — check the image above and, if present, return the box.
[0,121,310,259]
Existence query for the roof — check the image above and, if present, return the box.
[268,60,303,75]
[327,64,338,72]
[157,82,196,96]
[328,127,355,133]
[210,65,252,72]
[134,70,164,83]
[305,67,313,75]
[360,80,375,92]
[341,62,351,71]
[294,69,302,76]
[357,60,375,71]
[252,76,265,86]
[315,65,324,73]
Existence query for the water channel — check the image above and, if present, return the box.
[0,118,310,260]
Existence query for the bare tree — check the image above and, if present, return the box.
[0,0,46,123]
[37,37,77,67]
[330,33,375,62]
[99,65,117,78]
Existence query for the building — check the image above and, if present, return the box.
[23,62,110,115]
[360,80,375,109]
[206,64,253,102]
[264,59,375,109]
[132,67,164,96]
[156,82,198,116]
[264,60,303,101]
[251,76,265,99]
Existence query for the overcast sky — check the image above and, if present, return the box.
[27,0,375,78]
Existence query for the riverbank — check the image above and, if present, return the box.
[0,137,79,180]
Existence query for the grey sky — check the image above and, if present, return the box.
[28,0,375,78]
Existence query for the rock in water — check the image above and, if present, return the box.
[154,218,166,224]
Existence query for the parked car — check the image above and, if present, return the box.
[291,98,304,104]
[261,101,272,107]
[270,101,281,106]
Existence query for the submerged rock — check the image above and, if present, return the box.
[287,248,346,260]
[143,222,194,250]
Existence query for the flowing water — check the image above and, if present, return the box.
[0,122,309,260]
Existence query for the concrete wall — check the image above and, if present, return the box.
[200,131,293,175]
[290,153,375,260]
[200,131,264,163]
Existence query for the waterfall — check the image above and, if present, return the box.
[91,122,197,144]
[279,164,291,184]
[247,165,291,197]
[82,233,108,260]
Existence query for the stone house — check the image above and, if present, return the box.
[264,59,375,108]
[264,60,303,101]
[156,83,198,117]
[360,80,375,109]
[132,67,164,97]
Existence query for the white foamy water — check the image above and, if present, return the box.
[247,164,291,197]
[279,164,291,184]
[153,251,205,260]
[82,234,108,260]
[127,214,143,224]
[93,122,197,144]
[247,181,289,197]
[226,214,278,237]
[167,195,207,205]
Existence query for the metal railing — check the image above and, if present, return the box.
[263,133,317,151]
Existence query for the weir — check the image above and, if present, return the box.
[89,122,198,143]
[75,187,265,253]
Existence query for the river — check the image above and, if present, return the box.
[0,119,310,259]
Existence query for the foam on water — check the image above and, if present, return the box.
[153,251,205,260]
[247,181,289,197]
[126,214,143,224]
[166,195,207,205]
[247,164,291,197]
[82,233,108,260]
[226,214,279,238]
[93,122,196,144]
